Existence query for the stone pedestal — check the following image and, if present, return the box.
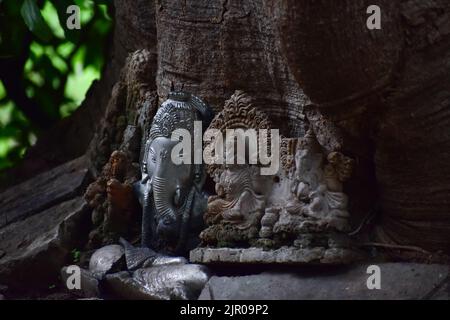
[190,247,364,265]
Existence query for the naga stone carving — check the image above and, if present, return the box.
[135,91,214,255]
[192,91,363,265]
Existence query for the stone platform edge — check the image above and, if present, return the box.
[190,246,365,265]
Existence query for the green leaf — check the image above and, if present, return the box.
[20,0,53,42]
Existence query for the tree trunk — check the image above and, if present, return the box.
[3,0,450,260]
[276,0,450,255]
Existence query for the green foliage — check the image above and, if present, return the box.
[0,0,112,171]
[21,0,53,41]
[71,248,81,263]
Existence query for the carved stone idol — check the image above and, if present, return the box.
[191,91,363,265]
[135,91,214,255]
[200,91,272,247]
[85,150,140,249]
[78,92,213,300]
[272,131,353,236]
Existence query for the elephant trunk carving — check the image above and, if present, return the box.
[153,176,179,239]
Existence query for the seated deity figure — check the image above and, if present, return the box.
[191,92,361,265]
[199,90,272,246]
[285,130,353,232]
[206,163,265,229]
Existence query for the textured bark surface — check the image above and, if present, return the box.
[156,0,308,137]
[276,0,450,254]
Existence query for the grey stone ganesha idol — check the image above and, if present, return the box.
[135,91,214,255]
[79,92,214,300]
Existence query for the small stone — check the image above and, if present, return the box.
[89,244,125,278]
[0,294,4,300]
[105,264,211,300]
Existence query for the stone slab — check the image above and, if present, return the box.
[198,263,450,300]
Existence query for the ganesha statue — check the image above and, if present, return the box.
[134,91,214,255]
[280,130,353,233]
[199,91,273,247]
[78,92,214,300]
[191,91,364,265]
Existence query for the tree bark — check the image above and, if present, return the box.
[4,0,450,256]
[276,0,450,254]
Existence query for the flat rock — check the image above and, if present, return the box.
[199,263,449,300]
[190,247,364,265]
[89,244,125,278]
[0,197,90,288]
[105,264,211,300]
[0,156,89,228]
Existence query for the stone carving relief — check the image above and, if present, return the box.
[193,90,362,264]
[85,150,140,249]
[79,87,361,301]
[200,91,273,247]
